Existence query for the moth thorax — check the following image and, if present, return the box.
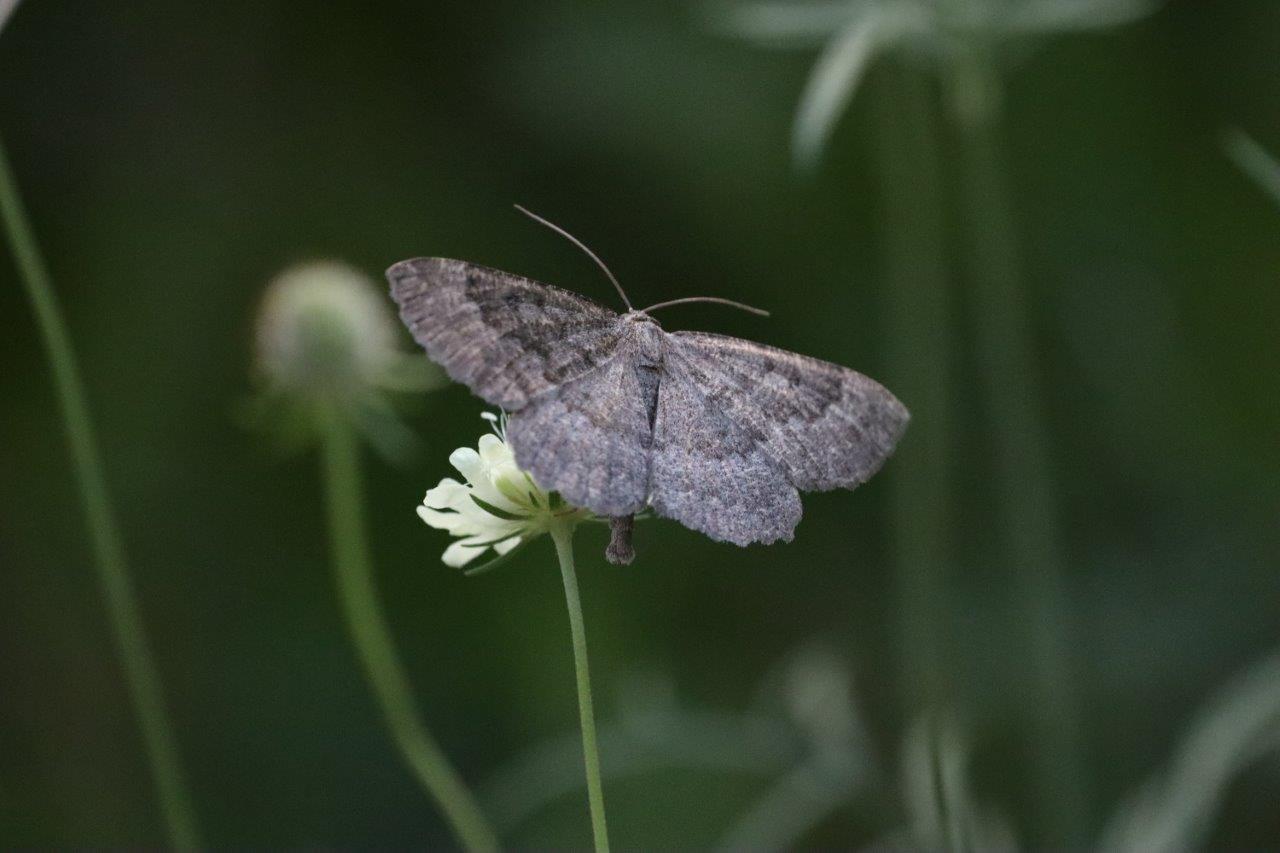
[631,319,665,368]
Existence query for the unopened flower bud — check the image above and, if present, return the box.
[255,261,399,399]
[246,260,443,457]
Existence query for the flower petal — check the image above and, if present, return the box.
[423,478,469,509]
[448,447,483,485]
[442,540,487,568]
[469,466,523,514]
[478,433,514,466]
[417,504,466,532]
[492,536,522,556]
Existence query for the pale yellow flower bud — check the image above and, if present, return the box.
[255,261,399,399]
[246,260,444,457]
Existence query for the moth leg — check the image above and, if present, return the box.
[606,515,636,565]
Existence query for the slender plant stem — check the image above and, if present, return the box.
[549,520,610,852]
[872,61,955,714]
[318,407,499,852]
[0,133,200,848]
[945,51,1088,846]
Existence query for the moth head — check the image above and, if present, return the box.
[624,310,661,326]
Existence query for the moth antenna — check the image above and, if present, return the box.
[639,296,771,318]
[513,204,633,311]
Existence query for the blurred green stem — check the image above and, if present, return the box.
[1223,129,1280,208]
[945,50,1088,845]
[872,62,955,714]
[548,520,610,852]
[0,133,200,849]
[318,407,499,852]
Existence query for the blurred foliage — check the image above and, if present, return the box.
[1,0,1279,847]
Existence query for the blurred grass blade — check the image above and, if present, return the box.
[900,715,951,849]
[1097,653,1280,853]
[1003,0,1161,34]
[946,50,1089,846]
[710,0,860,47]
[0,0,20,33]
[900,715,1019,852]
[0,134,201,847]
[791,11,885,171]
[717,648,873,849]
[481,703,797,830]
[1223,129,1280,209]
[717,762,859,850]
[872,60,956,716]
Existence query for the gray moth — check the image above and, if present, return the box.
[388,254,908,565]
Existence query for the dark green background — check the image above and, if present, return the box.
[2,0,1278,846]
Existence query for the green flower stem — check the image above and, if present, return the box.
[872,60,955,714]
[548,520,610,852]
[946,51,1088,846]
[318,407,499,853]
[0,133,200,849]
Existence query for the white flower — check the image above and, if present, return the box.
[418,414,589,569]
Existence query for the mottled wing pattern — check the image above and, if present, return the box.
[388,258,622,411]
[649,346,802,546]
[506,337,651,517]
[669,331,909,493]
